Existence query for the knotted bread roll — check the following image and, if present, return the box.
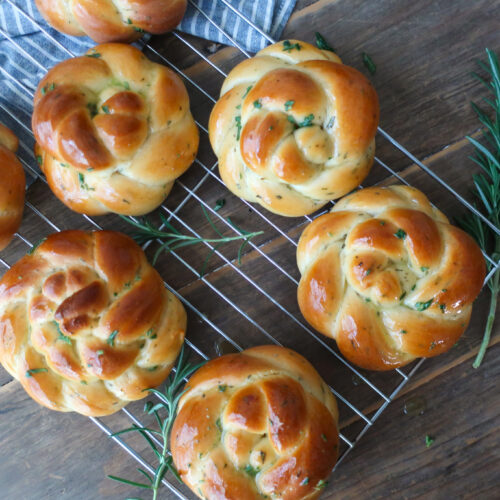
[209,40,379,217]
[35,0,187,43]
[33,43,198,216]
[0,230,186,416]
[171,345,339,500]
[0,123,25,251]
[297,185,486,370]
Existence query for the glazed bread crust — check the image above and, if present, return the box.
[297,186,486,370]
[32,43,198,216]
[0,230,186,416]
[0,124,25,251]
[35,0,187,43]
[171,345,339,500]
[209,40,379,217]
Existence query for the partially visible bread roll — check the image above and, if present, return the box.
[35,0,187,43]
[209,40,379,217]
[171,345,339,500]
[297,185,486,370]
[32,43,199,216]
[0,230,186,416]
[0,123,25,251]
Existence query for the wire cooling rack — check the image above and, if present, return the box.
[1,0,499,498]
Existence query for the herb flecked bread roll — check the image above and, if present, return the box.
[0,123,25,251]
[171,345,339,500]
[209,40,379,217]
[35,0,187,43]
[32,43,198,216]
[0,230,186,416]
[297,185,486,370]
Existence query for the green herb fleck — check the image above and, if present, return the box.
[235,116,242,140]
[394,229,407,239]
[54,321,72,345]
[298,113,314,127]
[107,330,119,346]
[301,477,310,485]
[421,266,429,272]
[242,85,252,98]
[97,350,104,356]
[283,40,302,52]
[400,330,407,334]
[28,237,46,255]
[26,368,48,377]
[215,417,223,432]
[425,435,435,447]
[102,105,110,114]
[400,291,407,300]
[218,384,227,392]
[133,26,145,33]
[415,299,433,311]
[362,52,376,75]
[315,479,328,490]
[253,100,262,109]
[147,365,159,371]
[284,100,295,111]
[429,341,436,350]
[321,433,328,442]
[86,52,101,58]
[86,102,98,118]
[439,303,446,312]
[36,155,43,165]
[243,465,260,477]
[214,199,225,211]
[315,32,336,52]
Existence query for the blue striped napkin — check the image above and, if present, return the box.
[0,0,296,184]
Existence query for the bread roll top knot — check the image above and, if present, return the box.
[171,345,339,500]
[0,123,25,251]
[35,0,187,43]
[297,186,486,370]
[32,43,199,216]
[209,40,379,217]
[0,230,186,416]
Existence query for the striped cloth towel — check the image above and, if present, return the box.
[0,0,296,183]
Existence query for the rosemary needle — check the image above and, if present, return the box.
[120,207,263,275]
[456,48,500,368]
[108,345,205,499]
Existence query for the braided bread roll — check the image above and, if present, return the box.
[0,230,186,416]
[35,0,187,43]
[297,186,486,370]
[32,43,198,216]
[209,40,379,217]
[0,124,25,251]
[171,346,339,500]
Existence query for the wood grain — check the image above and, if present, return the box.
[0,0,499,499]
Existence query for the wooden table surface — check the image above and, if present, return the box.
[0,0,499,499]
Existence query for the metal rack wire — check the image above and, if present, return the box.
[0,0,499,498]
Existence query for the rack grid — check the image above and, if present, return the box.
[0,0,498,498]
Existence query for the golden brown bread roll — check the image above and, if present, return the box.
[171,345,339,500]
[0,230,186,416]
[35,0,187,43]
[297,185,486,370]
[209,40,379,217]
[0,123,25,251]
[32,43,198,216]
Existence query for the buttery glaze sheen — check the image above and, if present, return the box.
[32,43,199,216]
[171,346,339,500]
[297,185,486,370]
[35,0,187,43]
[0,230,186,416]
[0,123,25,251]
[209,40,379,217]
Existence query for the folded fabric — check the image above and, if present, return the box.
[0,0,296,184]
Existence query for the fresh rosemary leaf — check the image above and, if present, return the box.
[26,368,48,377]
[315,32,336,52]
[120,207,263,275]
[108,345,205,497]
[456,49,500,368]
[415,299,433,312]
[362,52,376,75]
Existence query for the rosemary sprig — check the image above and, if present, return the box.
[108,345,205,499]
[456,49,500,368]
[120,207,263,276]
